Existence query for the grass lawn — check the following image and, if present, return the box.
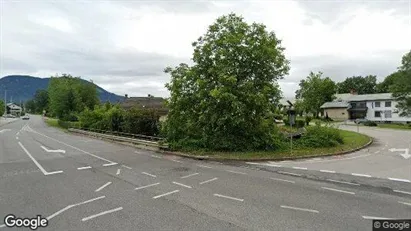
[376,123,411,130]
[182,130,371,160]
[44,117,66,131]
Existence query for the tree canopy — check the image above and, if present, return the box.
[164,13,290,151]
[296,71,336,117]
[336,75,377,94]
[0,100,4,116]
[391,50,411,116]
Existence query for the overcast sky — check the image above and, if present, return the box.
[1,0,410,99]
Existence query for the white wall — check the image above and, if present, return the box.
[366,100,411,122]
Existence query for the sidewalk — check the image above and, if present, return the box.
[0,117,18,127]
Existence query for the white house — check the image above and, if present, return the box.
[6,103,22,116]
[321,93,411,123]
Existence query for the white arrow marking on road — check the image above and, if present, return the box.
[41,146,66,154]
[0,129,11,133]
[389,148,411,159]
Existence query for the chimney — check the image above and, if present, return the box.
[350,89,357,95]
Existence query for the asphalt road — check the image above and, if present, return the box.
[0,116,410,231]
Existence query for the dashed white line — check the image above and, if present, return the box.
[135,182,160,191]
[320,170,336,173]
[351,173,371,178]
[47,196,106,220]
[77,166,92,170]
[197,164,212,169]
[326,179,360,186]
[265,164,282,167]
[292,167,307,170]
[82,207,123,222]
[398,201,411,206]
[181,173,199,179]
[362,216,395,220]
[121,165,132,169]
[151,155,161,159]
[280,205,319,213]
[171,159,182,163]
[270,178,295,183]
[95,182,112,192]
[103,163,118,167]
[172,181,192,189]
[278,171,302,177]
[116,169,121,175]
[142,172,157,178]
[388,178,411,183]
[16,137,18,140]
[226,170,247,175]
[374,150,380,154]
[214,194,244,202]
[393,189,411,195]
[321,187,355,195]
[199,177,218,185]
[153,190,179,199]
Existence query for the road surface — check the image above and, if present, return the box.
[0,116,410,230]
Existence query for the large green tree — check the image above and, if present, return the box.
[296,71,336,117]
[33,89,49,113]
[376,71,404,93]
[336,75,377,94]
[0,100,5,115]
[48,74,99,120]
[164,13,290,151]
[391,50,411,116]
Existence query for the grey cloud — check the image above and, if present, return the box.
[110,0,215,14]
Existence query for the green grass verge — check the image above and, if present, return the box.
[376,123,411,130]
[44,118,65,130]
[181,130,371,160]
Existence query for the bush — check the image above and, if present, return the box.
[364,121,377,126]
[297,125,343,148]
[273,114,283,120]
[305,116,312,126]
[295,119,305,128]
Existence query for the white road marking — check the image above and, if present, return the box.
[298,153,372,164]
[265,164,282,167]
[280,205,319,213]
[393,189,411,195]
[214,194,244,202]
[47,196,105,220]
[0,129,11,133]
[326,179,360,186]
[151,154,161,159]
[278,171,302,177]
[398,201,411,206]
[41,146,66,154]
[103,163,118,167]
[82,207,123,222]
[351,173,372,178]
[226,170,247,175]
[18,142,63,176]
[172,181,192,188]
[28,126,116,164]
[199,177,218,185]
[171,159,182,163]
[16,137,18,140]
[270,178,295,183]
[374,150,380,154]
[121,165,132,169]
[77,166,92,170]
[153,190,179,199]
[181,173,199,179]
[388,178,411,183]
[116,169,121,175]
[135,183,160,191]
[362,216,396,220]
[95,182,112,192]
[142,172,157,178]
[292,167,307,170]
[320,170,336,173]
[197,164,212,169]
[16,132,20,136]
[321,187,355,195]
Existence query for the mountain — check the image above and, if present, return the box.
[0,75,124,103]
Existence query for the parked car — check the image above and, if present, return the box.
[354,118,369,124]
[22,115,30,120]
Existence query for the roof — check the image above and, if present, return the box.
[334,93,393,102]
[6,103,22,110]
[320,101,349,109]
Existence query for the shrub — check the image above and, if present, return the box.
[364,121,377,126]
[283,118,289,126]
[295,119,305,128]
[273,114,283,120]
[305,116,312,126]
[297,125,343,148]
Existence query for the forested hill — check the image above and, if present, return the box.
[0,75,124,103]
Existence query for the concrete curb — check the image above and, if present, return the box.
[68,128,373,162]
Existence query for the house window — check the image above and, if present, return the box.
[385,101,391,107]
[384,110,392,118]
[375,102,380,107]
[375,111,381,117]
